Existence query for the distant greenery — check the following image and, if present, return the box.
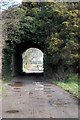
[53,73,79,98]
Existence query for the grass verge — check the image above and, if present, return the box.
[53,73,79,98]
[0,75,12,95]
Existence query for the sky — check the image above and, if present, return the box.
[0,0,22,11]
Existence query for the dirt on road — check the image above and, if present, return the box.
[2,74,78,118]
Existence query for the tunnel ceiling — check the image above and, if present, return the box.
[15,41,44,54]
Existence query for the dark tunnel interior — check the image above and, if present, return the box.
[13,41,44,76]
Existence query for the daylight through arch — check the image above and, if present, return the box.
[22,48,44,73]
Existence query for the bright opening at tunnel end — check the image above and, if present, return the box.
[22,48,44,74]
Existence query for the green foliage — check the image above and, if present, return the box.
[53,73,78,98]
[65,73,78,82]
[2,2,80,77]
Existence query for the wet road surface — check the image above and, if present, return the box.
[2,75,78,118]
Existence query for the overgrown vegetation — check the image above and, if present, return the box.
[53,73,79,98]
[2,2,80,79]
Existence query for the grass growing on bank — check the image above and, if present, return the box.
[0,75,11,95]
[53,73,79,98]
[0,80,6,94]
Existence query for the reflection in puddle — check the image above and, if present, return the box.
[34,82,44,91]
[33,82,43,84]
[5,110,19,113]
[35,87,43,91]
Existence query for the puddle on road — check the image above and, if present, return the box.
[5,110,19,113]
[34,82,44,91]
[48,99,69,106]
[44,84,52,87]
[14,88,20,89]
[47,95,52,97]
[48,100,62,106]
[14,91,20,92]
[8,82,23,87]
[51,90,55,92]
[44,87,50,90]
[29,92,33,95]
[35,88,43,91]
[33,82,52,92]
[33,82,43,84]
[44,90,51,93]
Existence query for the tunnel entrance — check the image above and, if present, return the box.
[22,48,44,74]
[13,41,44,76]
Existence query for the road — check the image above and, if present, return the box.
[2,74,78,118]
[0,79,2,120]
